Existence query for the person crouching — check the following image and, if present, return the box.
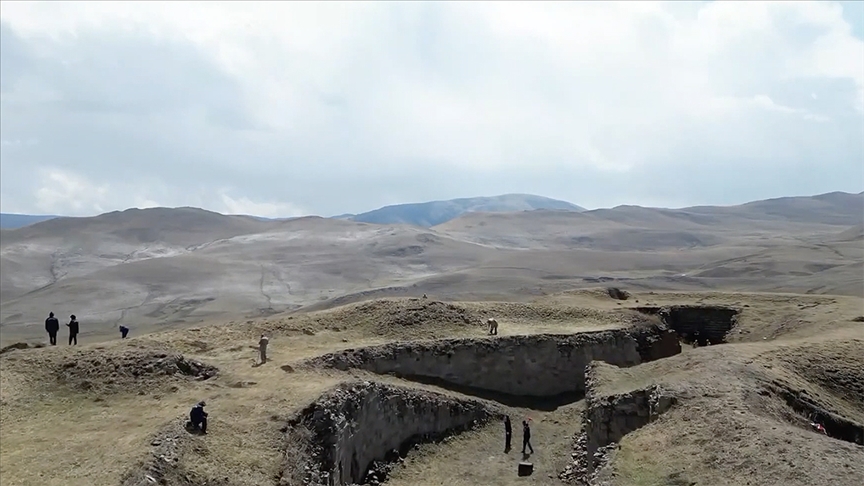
[189,400,208,434]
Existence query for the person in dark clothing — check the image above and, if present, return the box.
[45,312,60,345]
[66,315,80,345]
[189,401,208,434]
[522,419,534,454]
[119,325,129,339]
[504,415,512,452]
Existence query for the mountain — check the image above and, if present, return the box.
[348,194,585,227]
[0,194,582,229]
[1,190,862,345]
[0,213,59,229]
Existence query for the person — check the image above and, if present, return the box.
[189,400,208,434]
[119,325,129,339]
[66,314,80,345]
[258,334,269,364]
[522,419,534,454]
[504,415,512,452]
[488,318,499,335]
[45,312,60,346]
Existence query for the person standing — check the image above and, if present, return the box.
[66,314,80,345]
[119,325,130,339]
[504,415,512,452]
[522,419,534,454]
[258,334,269,364]
[45,312,60,345]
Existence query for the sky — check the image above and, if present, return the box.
[1,1,863,218]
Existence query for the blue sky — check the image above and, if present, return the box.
[1,1,862,217]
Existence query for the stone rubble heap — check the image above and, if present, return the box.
[558,431,618,485]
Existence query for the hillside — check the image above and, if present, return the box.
[1,191,862,345]
[0,194,585,230]
[1,290,862,486]
[347,194,585,227]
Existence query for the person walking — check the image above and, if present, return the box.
[522,419,534,454]
[504,415,512,452]
[45,312,60,345]
[66,314,80,345]
[258,334,269,364]
[119,325,130,339]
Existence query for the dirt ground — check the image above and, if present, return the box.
[1,289,862,486]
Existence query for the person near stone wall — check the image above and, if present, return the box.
[522,419,534,454]
[504,415,512,452]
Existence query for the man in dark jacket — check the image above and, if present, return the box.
[45,312,60,345]
[66,315,80,345]
[522,419,534,454]
[189,401,208,434]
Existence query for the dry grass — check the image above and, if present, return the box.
[1,289,863,486]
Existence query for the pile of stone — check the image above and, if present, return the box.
[558,431,618,485]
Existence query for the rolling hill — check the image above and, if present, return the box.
[346,193,585,227]
[0,191,861,344]
[0,194,585,230]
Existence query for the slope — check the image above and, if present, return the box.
[349,194,584,227]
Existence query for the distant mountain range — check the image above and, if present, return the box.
[0,213,59,229]
[341,194,584,227]
[0,194,584,229]
[2,191,862,230]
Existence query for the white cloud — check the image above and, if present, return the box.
[0,1,862,216]
[219,193,307,219]
[34,167,110,215]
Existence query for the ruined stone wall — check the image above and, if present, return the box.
[636,305,739,345]
[294,381,495,485]
[306,326,680,398]
[583,363,676,474]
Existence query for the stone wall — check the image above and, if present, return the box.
[582,363,676,475]
[291,381,496,486]
[636,305,739,345]
[305,326,681,399]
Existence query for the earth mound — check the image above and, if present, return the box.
[762,340,864,409]
[317,298,482,337]
[4,347,219,394]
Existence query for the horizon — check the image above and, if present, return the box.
[1,188,861,221]
[1,2,863,218]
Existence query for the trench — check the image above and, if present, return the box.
[285,325,683,485]
[286,381,497,486]
[635,305,739,346]
[770,383,864,445]
[304,325,682,408]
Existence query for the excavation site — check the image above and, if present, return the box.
[302,323,682,406]
[6,293,863,486]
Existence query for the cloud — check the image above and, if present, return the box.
[1,1,862,217]
[219,194,307,219]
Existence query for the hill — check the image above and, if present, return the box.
[0,290,862,486]
[347,193,585,227]
[0,191,862,345]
